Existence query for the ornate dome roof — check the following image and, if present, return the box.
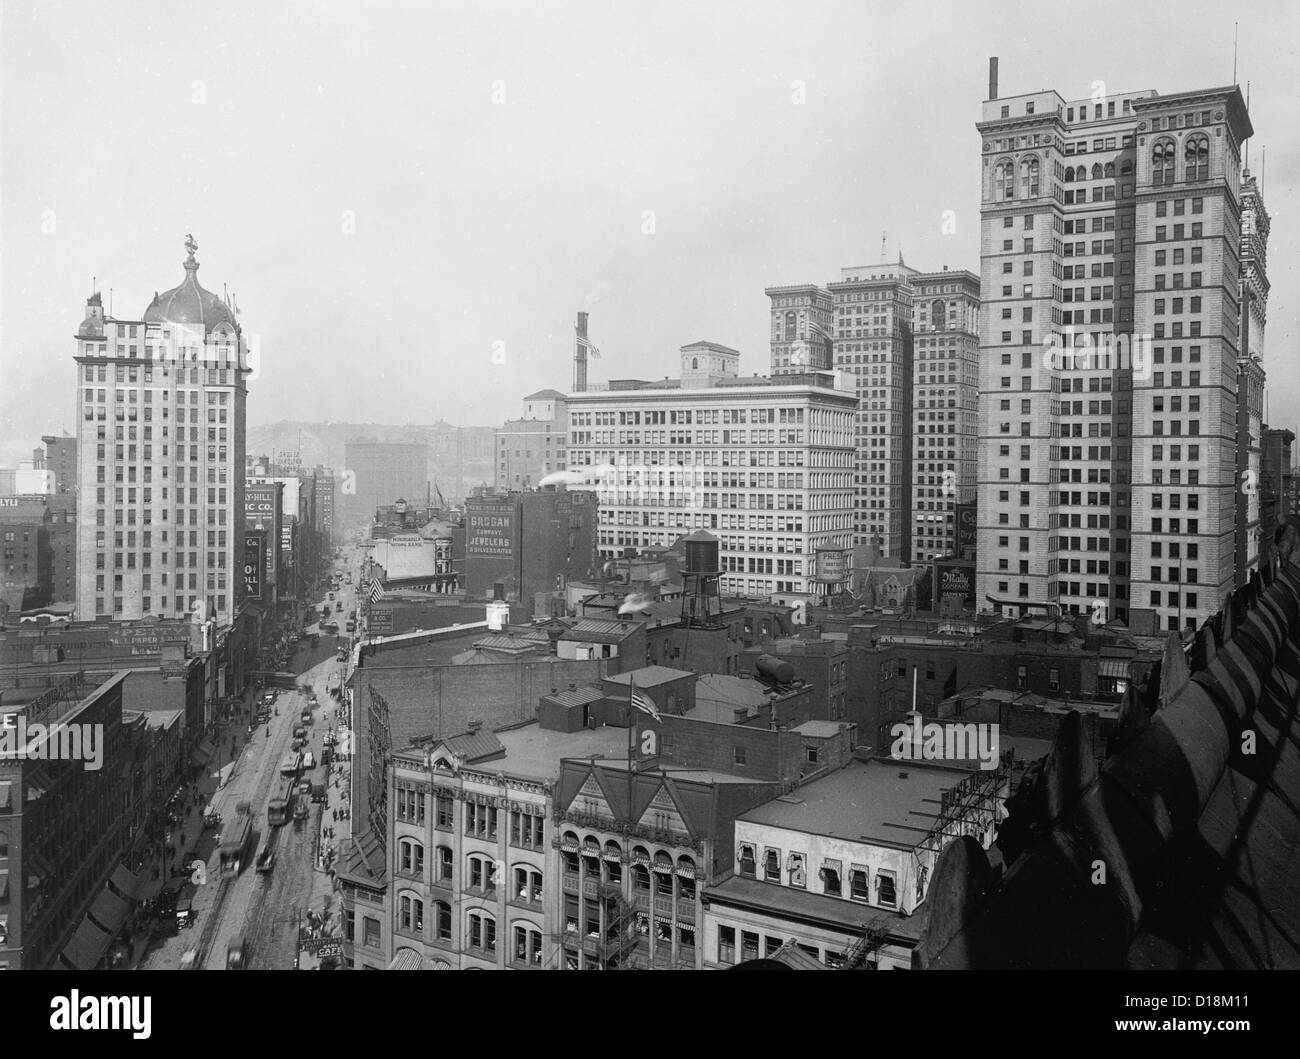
[142,238,236,334]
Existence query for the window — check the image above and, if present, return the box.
[435,901,452,941]
[1184,135,1209,181]
[876,871,898,907]
[436,845,453,882]
[1152,138,1176,185]
[821,861,842,896]
[398,894,425,934]
[435,794,453,828]
[510,811,544,849]
[719,925,737,964]
[468,912,497,956]
[363,917,380,948]
[850,866,870,901]
[398,839,425,877]
[763,848,780,882]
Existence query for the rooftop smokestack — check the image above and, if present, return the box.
[989,57,999,101]
[574,311,589,393]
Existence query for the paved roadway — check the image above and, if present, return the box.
[141,546,363,970]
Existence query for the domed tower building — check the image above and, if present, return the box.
[74,236,250,625]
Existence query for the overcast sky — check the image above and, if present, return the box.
[2,0,1296,466]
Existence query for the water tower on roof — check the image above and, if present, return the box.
[680,529,723,628]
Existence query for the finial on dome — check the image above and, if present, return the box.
[184,233,199,271]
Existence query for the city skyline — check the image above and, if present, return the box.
[3,1,1298,468]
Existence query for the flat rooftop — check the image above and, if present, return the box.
[738,759,975,848]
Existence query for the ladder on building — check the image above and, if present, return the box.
[842,916,892,969]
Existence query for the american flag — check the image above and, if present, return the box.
[629,682,661,722]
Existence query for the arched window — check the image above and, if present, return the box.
[1090,162,1103,180]
[1063,166,1075,183]
[1020,157,1040,197]
[467,854,499,894]
[513,864,543,904]
[691,357,699,370]
[603,838,623,860]
[1185,135,1209,181]
[398,839,424,877]
[513,922,543,965]
[1152,139,1175,186]
[1104,162,1115,178]
[398,892,425,934]
[930,299,945,332]
[994,159,1014,200]
[468,911,497,955]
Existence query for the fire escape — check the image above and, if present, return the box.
[842,916,892,969]
[599,882,639,969]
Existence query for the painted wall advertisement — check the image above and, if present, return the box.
[243,531,265,600]
[936,561,976,602]
[956,503,977,557]
[466,502,518,558]
[814,547,848,584]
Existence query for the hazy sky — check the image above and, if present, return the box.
[2,0,1297,466]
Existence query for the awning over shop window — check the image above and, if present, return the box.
[61,917,112,971]
[90,884,130,936]
[111,862,143,902]
[1098,658,1131,680]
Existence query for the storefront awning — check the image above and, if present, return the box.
[90,885,131,936]
[111,862,143,902]
[61,917,112,971]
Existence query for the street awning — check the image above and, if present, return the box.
[89,884,131,936]
[61,917,112,971]
[111,862,143,902]
[388,948,422,970]
[1098,658,1131,679]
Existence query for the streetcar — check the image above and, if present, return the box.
[279,750,303,776]
[217,802,254,877]
[267,775,296,826]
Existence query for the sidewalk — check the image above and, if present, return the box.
[126,701,265,968]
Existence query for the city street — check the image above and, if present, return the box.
[139,559,358,971]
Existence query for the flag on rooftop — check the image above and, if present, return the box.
[629,681,661,722]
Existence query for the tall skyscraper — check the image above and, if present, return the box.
[975,63,1257,633]
[829,263,917,557]
[1234,166,1270,585]
[766,285,834,375]
[768,264,981,562]
[909,269,980,562]
[74,236,249,625]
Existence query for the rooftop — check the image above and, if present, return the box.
[738,758,975,849]
[605,665,696,688]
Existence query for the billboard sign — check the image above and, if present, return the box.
[936,561,975,602]
[956,503,977,557]
[814,548,849,584]
[243,531,265,600]
[466,502,518,558]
